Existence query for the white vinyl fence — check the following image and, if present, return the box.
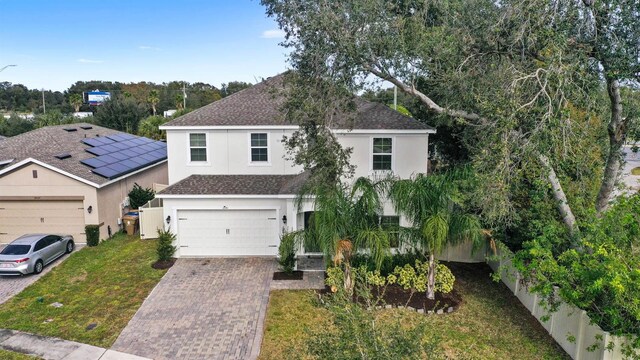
[139,198,164,240]
[488,247,637,360]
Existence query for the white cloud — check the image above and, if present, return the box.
[139,45,161,51]
[77,58,103,64]
[261,29,286,39]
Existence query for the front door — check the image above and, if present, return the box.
[303,211,322,253]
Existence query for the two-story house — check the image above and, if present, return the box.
[157,74,435,257]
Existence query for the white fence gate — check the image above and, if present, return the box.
[139,198,164,240]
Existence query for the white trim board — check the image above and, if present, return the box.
[158,194,297,199]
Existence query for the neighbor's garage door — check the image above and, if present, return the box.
[0,200,85,244]
[177,209,279,256]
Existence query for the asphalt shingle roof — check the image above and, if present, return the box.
[158,173,309,196]
[0,123,165,186]
[163,74,435,131]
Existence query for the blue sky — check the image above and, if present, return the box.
[0,0,289,91]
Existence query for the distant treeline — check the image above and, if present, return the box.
[0,80,253,115]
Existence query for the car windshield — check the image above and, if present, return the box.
[0,245,31,255]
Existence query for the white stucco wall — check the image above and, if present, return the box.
[166,128,430,184]
[166,129,302,183]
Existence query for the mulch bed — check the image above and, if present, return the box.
[152,258,176,270]
[368,284,462,312]
[273,271,304,280]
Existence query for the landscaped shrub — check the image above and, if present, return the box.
[307,288,441,359]
[156,228,176,262]
[328,260,456,297]
[351,251,423,276]
[277,231,300,274]
[85,225,100,247]
[128,183,155,209]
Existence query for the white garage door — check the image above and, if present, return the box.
[0,200,86,244]
[177,209,279,256]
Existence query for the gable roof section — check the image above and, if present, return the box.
[157,173,309,197]
[162,74,435,131]
[0,123,166,187]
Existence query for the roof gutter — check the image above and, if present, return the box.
[160,125,436,134]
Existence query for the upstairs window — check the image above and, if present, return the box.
[189,133,207,162]
[250,133,268,162]
[372,138,392,170]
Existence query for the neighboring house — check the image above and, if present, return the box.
[156,74,435,257]
[0,123,168,244]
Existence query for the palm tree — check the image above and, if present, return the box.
[148,89,160,116]
[69,93,83,112]
[389,170,482,299]
[299,177,391,293]
[175,94,184,110]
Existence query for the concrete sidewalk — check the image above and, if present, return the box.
[0,329,152,360]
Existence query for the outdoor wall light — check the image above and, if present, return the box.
[166,215,171,225]
[282,215,287,224]
[87,205,93,214]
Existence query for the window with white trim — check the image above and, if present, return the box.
[380,215,400,248]
[250,133,268,162]
[372,137,392,170]
[189,133,207,162]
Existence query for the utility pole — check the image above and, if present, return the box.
[42,88,46,114]
[182,82,187,110]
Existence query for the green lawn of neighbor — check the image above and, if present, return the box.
[0,234,166,348]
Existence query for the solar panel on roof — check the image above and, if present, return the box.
[81,157,107,168]
[96,154,119,165]
[100,144,119,153]
[82,138,103,147]
[92,167,120,179]
[80,134,167,178]
[108,163,129,173]
[138,144,154,152]
[119,159,141,170]
[129,156,148,165]
[94,137,115,145]
[86,147,109,156]
[120,149,138,157]
[128,147,146,155]
[139,154,156,162]
[110,152,128,161]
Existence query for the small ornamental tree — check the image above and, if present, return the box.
[128,183,155,209]
[156,228,177,262]
[278,231,302,274]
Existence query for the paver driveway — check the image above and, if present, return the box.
[112,258,275,360]
[0,246,79,304]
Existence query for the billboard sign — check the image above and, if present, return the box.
[87,91,111,105]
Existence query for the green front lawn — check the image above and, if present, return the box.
[260,263,570,360]
[0,234,166,348]
[0,350,40,360]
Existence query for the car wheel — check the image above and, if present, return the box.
[33,260,43,275]
[66,241,75,254]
